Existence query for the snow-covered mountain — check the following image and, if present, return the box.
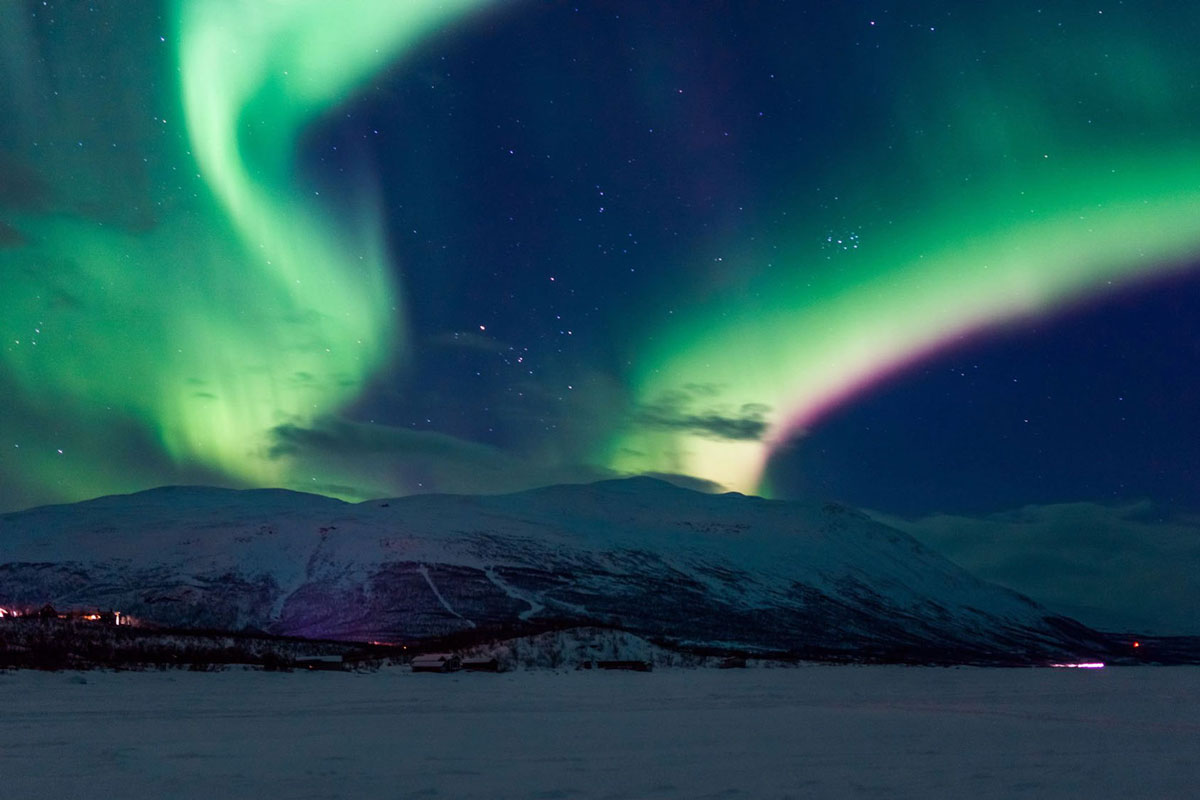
[0,478,1115,663]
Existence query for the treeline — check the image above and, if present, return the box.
[0,618,390,672]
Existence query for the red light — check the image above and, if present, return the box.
[1133,641,1140,648]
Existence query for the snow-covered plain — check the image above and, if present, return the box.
[3,666,1198,799]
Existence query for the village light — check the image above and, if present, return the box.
[1050,662,1106,669]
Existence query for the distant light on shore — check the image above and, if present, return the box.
[1051,662,1106,669]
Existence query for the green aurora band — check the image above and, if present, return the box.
[1,0,494,505]
[172,0,497,483]
[603,10,1200,496]
[6,2,1200,508]
[606,158,1200,495]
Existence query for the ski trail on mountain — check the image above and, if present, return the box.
[484,567,544,621]
[418,563,475,628]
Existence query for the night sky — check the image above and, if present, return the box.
[3,0,1200,531]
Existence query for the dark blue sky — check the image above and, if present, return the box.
[3,0,1200,519]
[301,1,1200,516]
[768,269,1200,514]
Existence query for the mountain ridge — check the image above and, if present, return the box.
[0,478,1118,664]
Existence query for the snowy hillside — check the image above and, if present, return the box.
[0,478,1115,663]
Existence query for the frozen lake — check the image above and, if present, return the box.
[3,665,1198,799]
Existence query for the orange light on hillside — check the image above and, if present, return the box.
[1133,641,1141,648]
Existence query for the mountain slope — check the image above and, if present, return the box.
[0,478,1115,663]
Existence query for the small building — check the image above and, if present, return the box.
[461,657,501,673]
[411,653,461,673]
[98,610,124,626]
[295,655,346,671]
[596,660,653,672]
[60,609,125,626]
[342,649,384,666]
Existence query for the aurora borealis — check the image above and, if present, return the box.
[172,0,500,482]
[4,0,1200,520]
[611,154,1200,494]
[1,0,497,502]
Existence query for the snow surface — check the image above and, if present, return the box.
[0,479,1096,658]
[2,666,1197,799]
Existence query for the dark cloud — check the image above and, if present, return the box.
[269,419,501,461]
[874,502,1200,635]
[681,383,723,398]
[268,416,618,500]
[634,389,771,441]
[268,417,736,502]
